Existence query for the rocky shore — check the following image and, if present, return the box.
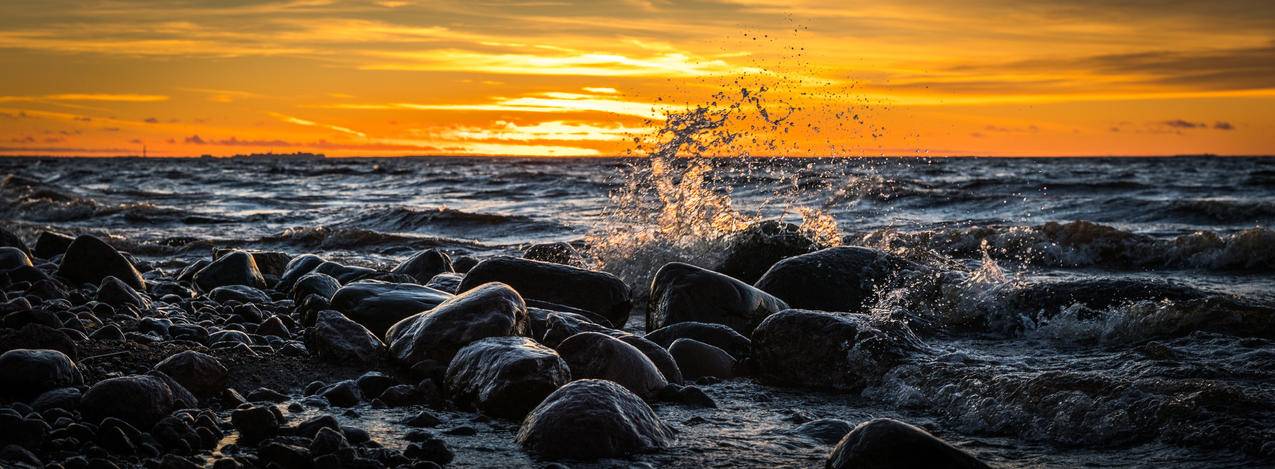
[0,221,1271,468]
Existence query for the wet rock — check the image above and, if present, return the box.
[80,374,187,427]
[320,380,362,408]
[290,272,340,302]
[793,418,853,445]
[669,338,737,380]
[755,246,924,313]
[0,227,31,258]
[660,384,716,408]
[425,272,464,294]
[209,329,253,346]
[716,220,824,284]
[1009,278,1208,318]
[752,310,924,391]
[312,261,377,285]
[213,249,291,280]
[386,282,528,368]
[258,315,291,338]
[391,249,454,284]
[154,351,227,396]
[95,276,150,309]
[258,441,311,469]
[522,242,584,267]
[90,324,126,341]
[309,426,347,456]
[649,262,789,334]
[0,323,79,359]
[56,235,145,290]
[193,250,266,292]
[539,310,619,348]
[404,436,454,465]
[356,371,395,399]
[459,256,632,328]
[33,231,74,260]
[277,254,325,292]
[207,285,271,304]
[0,246,32,270]
[0,349,81,401]
[556,332,667,400]
[31,386,81,411]
[444,336,571,419]
[0,444,41,467]
[306,310,385,364]
[330,280,452,337]
[826,418,989,469]
[644,322,752,361]
[617,334,683,385]
[517,379,675,460]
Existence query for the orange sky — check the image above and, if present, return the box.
[1,0,1272,157]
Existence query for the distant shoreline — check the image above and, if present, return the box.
[0,154,1270,159]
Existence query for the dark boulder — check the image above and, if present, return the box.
[538,310,619,348]
[1009,278,1208,318]
[306,310,385,364]
[755,246,924,313]
[617,334,683,385]
[444,336,570,419]
[154,351,227,396]
[290,272,340,303]
[752,310,924,391]
[452,255,479,273]
[0,247,32,270]
[330,280,452,337]
[0,227,31,259]
[644,322,751,361]
[386,282,527,368]
[96,276,150,309]
[522,242,584,267]
[312,261,377,284]
[207,285,271,304]
[793,418,853,445]
[826,418,989,469]
[277,254,325,292]
[0,323,79,359]
[213,249,290,279]
[33,231,74,260]
[716,220,824,284]
[556,332,667,400]
[668,338,736,380]
[320,380,362,407]
[56,235,145,290]
[425,272,464,294]
[193,250,266,292]
[0,349,81,401]
[391,249,454,284]
[80,374,189,427]
[649,262,788,334]
[517,379,674,460]
[459,256,632,328]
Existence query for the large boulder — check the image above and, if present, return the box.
[0,227,31,259]
[330,280,453,337]
[669,338,736,380]
[386,282,528,368]
[755,246,923,313]
[426,272,464,294]
[96,276,150,309]
[648,262,789,334]
[391,249,454,284]
[0,247,32,270]
[277,254,325,292]
[716,220,824,284]
[208,285,270,304]
[522,242,584,267]
[751,310,924,391]
[826,419,990,469]
[0,349,81,401]
[517,379,675,460]
[290,272,341,302]
[458,257,632,328]
[213,249,291,279]
[153,351,227,395]
[33,231,74,260]
[193,250,266,292]
[537,310,620,348]
[556,332,667,400]
[56,235,145,290]
[306,310,386,364]
[444,336,570,419]
[644,322,752,361]
[80,374,192,427]
[617,334,683,385]
[312,261,377,284]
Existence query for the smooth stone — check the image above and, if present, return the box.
[330,280,452,337]
[644,322,752,361]
[0,227,31,258]
[312,261,378,285]
[34,231,74,260]
[306,310,385,364]
[320,380,362,408]
[755,246,923,313]
[212,249,291,279]
[0,246,32,270]
[617,334,683,385]
[538,310,620,349]
[752,310,924,391]
[56,235,145,290]
[715,220,824,284]
[154,351,227,395]
[556,332,667,400]
[258,315,291,338]
[668,338,737,380]
[522,242,584,267]
[444,336,570,419]
[80,374,191,427]
[793,418,853,445]
[826,418,990,469]
[425,272,464,294]
[194,251,266,292]
[276,254,325,292]
[207,285,271,304]
[290,272,341,303]
[458,256,632,328]
[517,379,674,460]
[391,249,454,284]
[648,262,788,334]
[0,349,82,400]
[95,276,150,309]
[386,282,527,368]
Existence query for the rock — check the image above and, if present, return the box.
[33,231,74,260]
[669,338,737,380]
[826,419,990,469]
[312,261,377,284]
[391,249,454,284]
[755,246,924,313]
[386,282,527,368]
[0,247,32,270]
[444,336,570,419]
[355,371,395,399]
[644,322,752,361]
[258,441,312,469]
[330,280,452,337]
[425,272,464,294]
[309,426,347,455]
[0,227,31,258]
[404,437,454,465]
[662,384,716,408]
[0,323,79,359]
[31,386,81,411]
[95,276,150,309]
[306,310,385,364]
[320,380,362,408]
[247,387,288,403]
[257,315,291,338]
[794,418,853,445]
[459,256,632,328]
[90,324,126,341]
[716,220,824,284]
[154,351,227,395]
[193,250,266,292]
[517,379,675,460]
[290,272,340,302]
[556,332,667,400]
[402,410,442,428]
[209,329,253,346]
[522,242,584,267]
[80,375,184,427]
[649,262,789,334]
[751,310,924,391]
[56,235,145,290]
[213,249,291,279]
[452,256,479,273]
[277,254,325,292]
[0,349,81,401]
[617,334,683,385]
[207,285,271,304]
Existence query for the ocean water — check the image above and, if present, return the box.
[2,155,1274,467]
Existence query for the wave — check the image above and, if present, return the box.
[338,206,568,236]
[255,225,494,251]
[861,220,1275,273]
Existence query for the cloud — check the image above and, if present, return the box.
[1161,119,1204,129]
[185,135,206,144]
[436,120,648,142]
[0,93,169,103]
[324,90,674,119]
[144,117,159,123]
[361,48,754,77]
[1213,121,1235,130]
[269,112,367,138]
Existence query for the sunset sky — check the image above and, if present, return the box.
[1,0,1272,157]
